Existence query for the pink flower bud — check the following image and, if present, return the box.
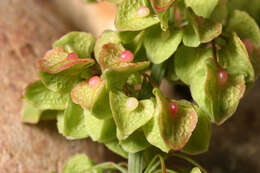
[218,69,228,85]
[89,76,101,88]
[169,102,178,117]
[120,50,134,62]
[137,6,150,18]
[66,52,78,60]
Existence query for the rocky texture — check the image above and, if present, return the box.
[0,1,119,173]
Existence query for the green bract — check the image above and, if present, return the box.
[53,32,96,58]
[115,0,160,31]
[144,24,182,64]
[185,0,219,18]
[63,154,95,173]
[110,91,154,138]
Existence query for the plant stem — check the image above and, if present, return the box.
[128,152,144,173]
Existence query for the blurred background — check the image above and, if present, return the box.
[0,0,259,172]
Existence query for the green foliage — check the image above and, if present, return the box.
[22,0,260,172]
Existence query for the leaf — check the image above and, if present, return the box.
[105,139,128,158]
[210,0,228,24]
[190,167,202,173]
[71,80,112,119]
[99,43,126,71]
[144,25,183,64]
[63,99,89,139]
[38,47,95,92]
[53,32,96,58]
[24,81,69,110]
[104,62,150,90]
[109,91,155,138]
[182,107,211,155]
[143,97,171,153]
[174,42,250,124]
[85,110,116,142]
[22,102,42,124]
[118,31,141,44]
[120,130,151,153]
[115,0,160,31]
[94,30,121,63]
[183,10,222,47]
[151,63,167,86]
[218,33,255,87]
[226,10,260,46]
[153,88,198,150]
[63,154,94,173]
[184,0,219,18]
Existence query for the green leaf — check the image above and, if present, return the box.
[94,30,121,63]
[120,130,150,153]
[226,10,260,46]
[63,154,94,173]
[210,0,228,24]
[183,10,222,47]
[22,105,59,124]
[175,42,250,124]
[118,31,141,44]
[109,91,155,138]
[218,33,255,87]
[99,43,126,71]
[144,25,183,64]
[85,110,116,142]
[38,46,95,92]
[151,63,167,86]
[105,139,128,158]
[190,167,202,173]
[184,0,219,18]
[153,88,198,150]
[143,97,171,153]
[63,99,89,139]
[53,32,96,58]
[182,107,211,155]
[104,61,150,90]
[71,80,112,119]
[115,0,160,31]
[24,81,69,110]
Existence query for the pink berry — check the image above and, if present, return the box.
[218,69,228,85]
[120,50,134,62]
[137,6,150,18]
[89,76,101,88]
[67,52,78,60]
[242,40,254,54]
[169,102,178,117]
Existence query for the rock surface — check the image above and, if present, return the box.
[0,1,119,173]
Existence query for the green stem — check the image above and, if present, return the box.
[171,153,208,173]
[128,152,144,173]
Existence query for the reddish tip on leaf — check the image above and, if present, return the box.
[88,76,101,88]
[218,69,228,85]
[66,52,78,60]
[137,6,150,17]
[120,50,134,62]
[169,102,178,117]
[242,40,254,54]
